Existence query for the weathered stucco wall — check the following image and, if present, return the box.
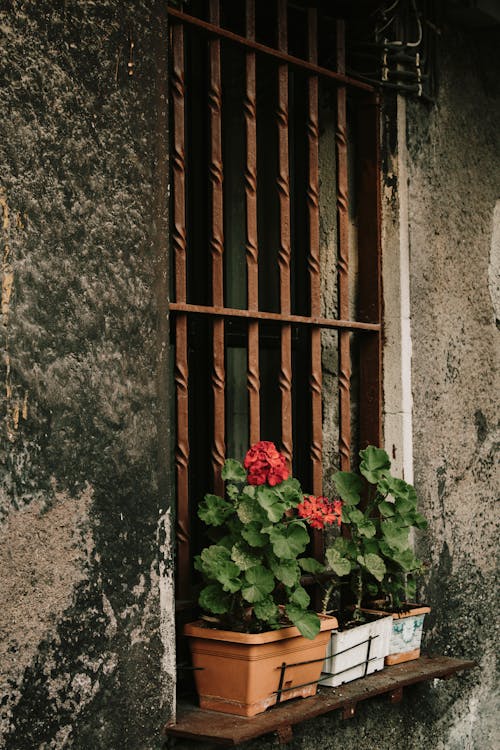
[0,3,498,750]
[407,22,499,750]
[0,2,174,748]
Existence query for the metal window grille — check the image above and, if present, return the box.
[168,0,382,603]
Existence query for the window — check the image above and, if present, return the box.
[168,0,382,607]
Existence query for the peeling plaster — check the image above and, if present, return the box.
[158,507,176,719]
[0,485,93,741]
[489,199,500,325]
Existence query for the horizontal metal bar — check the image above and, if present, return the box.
[167,6,374,93]
[321,655,380,679]
[325,633,380,660]
[274,677,323,695]
[272,634,381,673]
[169,302,380,332]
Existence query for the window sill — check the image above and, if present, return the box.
[163,656,476,747]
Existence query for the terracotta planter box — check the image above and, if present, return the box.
[184,615,338,717]
[362,605,431,665]
[320,614,393,687]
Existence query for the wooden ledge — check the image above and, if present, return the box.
[163,656,476,747]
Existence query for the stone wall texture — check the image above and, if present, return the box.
[0,2,498,749]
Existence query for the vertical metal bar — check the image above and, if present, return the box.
[277,0,293,467]
[357,94,383,449]
[209,0,225,493]
[336,20,351,471]
[172,21,190,599]
[307,7,323,562]
[307,8,322,489]
[364,635,373,676]
[245,0,260,445]
[276,662,287,704]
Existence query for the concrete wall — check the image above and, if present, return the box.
[0,2,175,748]
[0,3,498,749]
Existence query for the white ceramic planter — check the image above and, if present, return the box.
[362,605,431,664]
[320,614,393,687]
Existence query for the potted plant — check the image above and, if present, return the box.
[323,445,430,675]
[184,441,340,716]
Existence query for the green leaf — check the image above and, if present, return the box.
[409,511,428,530]
[269,522,309,559]
[269,559,301,587]
[333,471,363,505]
[275,478,303,506]
[253,597,279,624]
[298,557,325,574]
[216,561,242,593]
[344,507,364,525]
[198,494,234,527]
[256,486,286,522]
[242,565,275,603]
[381,520,411,552]
[391,547,420,572]
[289,585,310,609]
[199,583,231,614]
[286,606,320,640]
[363,539,379,555]
[231,542,261,571]
[222,459,247,482]
[236,496,267,525]
[378,500,396,517]
[198,545,231,575]
[332,536,355,556]
[395,496,417,518]
[226,483,239,500]
[326,547,352,577]
[241,522,268,548]
[359,446,391,484]
[358,519,376,538]
[358,552,386,582]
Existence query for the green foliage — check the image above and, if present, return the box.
[324,446,428,612]
[196,456,322,638]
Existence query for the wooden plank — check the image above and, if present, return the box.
[164,656,476,746]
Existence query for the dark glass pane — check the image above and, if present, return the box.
[222,41,247,309]
[187,316,211,555]
[256,56,279,312]
[259,322,281,442]
[225,320,248,459]
[185,28,210,306]
[289,68,309,316]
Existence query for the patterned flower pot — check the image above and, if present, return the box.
[362,605,431,665]
[184,615,338,717]
[320,614,393,687]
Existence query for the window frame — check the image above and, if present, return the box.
[168,0,382,606]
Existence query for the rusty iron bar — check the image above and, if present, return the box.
[336,20,351,471]
[166,6,374,93]
[209,0,225,494]
[171,21,191,600]
[306,7,323,564]
[169,302,381,332]
[277,0,293,468]
[245,0,260,445]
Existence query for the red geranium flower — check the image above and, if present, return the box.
[243,441,289,486]
[297,495,342,529]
